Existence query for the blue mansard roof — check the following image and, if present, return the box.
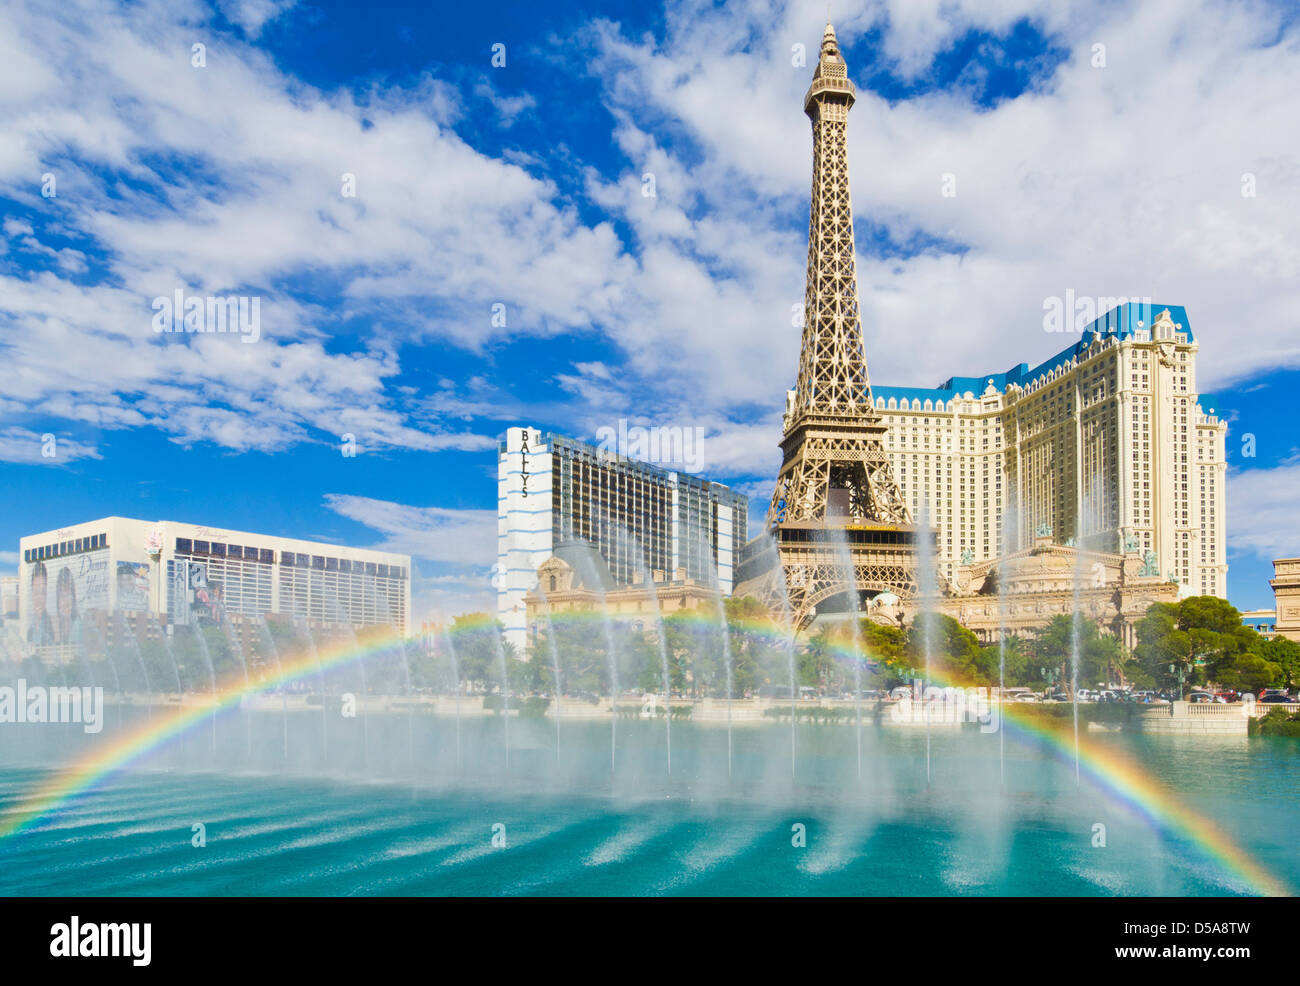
[873,302,1193,406]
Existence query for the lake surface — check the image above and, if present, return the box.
[1,710,1296,895]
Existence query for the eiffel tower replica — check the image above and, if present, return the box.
[737,23,926,630]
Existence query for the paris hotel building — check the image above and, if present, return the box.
[868,302,1227,597]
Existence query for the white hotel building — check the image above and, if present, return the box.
[867,303,1228,597]
[497,427,748,651]
[17,517,411,650]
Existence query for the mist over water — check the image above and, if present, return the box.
[1,706,1295,896]
[0,564,1292,898]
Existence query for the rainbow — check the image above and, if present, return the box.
[804,626,1292,898]
[0,615,1290,896]
[551,609,1292,896]
[993,707,1290,897]
[0,629,405,842]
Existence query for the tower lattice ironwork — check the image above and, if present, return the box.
[737,23,928,630]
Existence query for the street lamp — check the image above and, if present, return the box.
[1169,662,1187,701]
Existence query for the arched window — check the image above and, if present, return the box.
[549,575,557,592]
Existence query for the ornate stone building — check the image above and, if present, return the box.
[1267,558,1300,642]
[521,543,720,647]
[929,533,1179,649]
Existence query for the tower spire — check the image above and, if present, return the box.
[821,21,838,56]
[794,18,867,424]
[735,24,920,632]
[772,27,905,527]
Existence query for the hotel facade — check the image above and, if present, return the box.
[16,517,411,661]
[497,427,748,651]
[863,303,1227,599]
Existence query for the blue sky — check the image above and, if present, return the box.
[1,0,1298,619]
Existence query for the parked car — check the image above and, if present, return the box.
[1260,693,1295,704]
[889,686,913,701]
[1013,692,1041,703]
[1188,691,1214,703]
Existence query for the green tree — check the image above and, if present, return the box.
[904,612,981,684]
[1083,632,1126,690]
[1032,615,1126,692]
[800,625,842,692]
[1133,597,1260,697]
[724,595,786,696]
[973,632,1029,687]
[446,613,518,694]
[1258,636,1300,690]
[1214,653,1280,694]
[1030,614,1073,689]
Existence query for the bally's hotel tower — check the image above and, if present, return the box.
[497,428,748,650]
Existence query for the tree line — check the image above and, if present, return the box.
[9,595,1294,701]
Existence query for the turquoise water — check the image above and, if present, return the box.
[1,711,1297,895]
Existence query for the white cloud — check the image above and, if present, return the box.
[2,0,1298,498]
[215,0,296,37]
[322,493,500,621]
[0,427,101,464]
[572,0,1300,455]
[1228,464,1300,562]
[472,78,538,128]
[0,0,630,454]
[322,493,496,566]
